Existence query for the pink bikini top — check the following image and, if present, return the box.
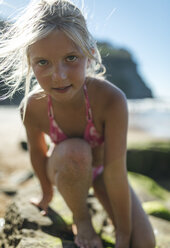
[48,83,104,148]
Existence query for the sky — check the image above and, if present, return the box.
[0,0,170,98]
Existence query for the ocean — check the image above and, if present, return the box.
[0,97,170,140]
[128,98,170,139]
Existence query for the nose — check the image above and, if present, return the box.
[51,63,67,82]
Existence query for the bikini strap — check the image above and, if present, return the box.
[48,95,54,119]
[83,83,93,121]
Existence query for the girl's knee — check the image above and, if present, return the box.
[49,138,92,178]
[56,139,91,162]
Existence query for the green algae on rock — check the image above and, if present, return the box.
[127,141,170,180]
[128,172,170,202]
[143,201,170,221]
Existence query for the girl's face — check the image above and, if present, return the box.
[29,30,88,103]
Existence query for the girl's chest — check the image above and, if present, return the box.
[36,100,105,165]
[37,104,87,138]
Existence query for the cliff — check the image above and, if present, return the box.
[98,42,153,99]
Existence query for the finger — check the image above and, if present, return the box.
[40,210,48,216]
[72,224,78,235]
[30,198,47,212]
[30,198,39,206]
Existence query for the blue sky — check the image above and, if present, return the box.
[0,0,170,98]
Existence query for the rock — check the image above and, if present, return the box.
[127,141,170,180]
[143,201,170,221]
[128,172,170,202]
[98,42,153,99]
[150,216,170,248]
[1,173,170,247]
[17,231,75,248]
[0,186,18,196]
[9,170,34,185]
[0,171,34,197]
[0,192,74,247]
[0,218,5,232]
[0,180,115,247]
[128,172,170,247]
[20,141,28,151]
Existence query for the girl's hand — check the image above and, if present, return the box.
[30,188,53,215]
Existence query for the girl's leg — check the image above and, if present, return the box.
[130,187,156,248]
[93,173,156,248]
[47,138,103,248]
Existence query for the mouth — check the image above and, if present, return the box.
[52,85,72,93]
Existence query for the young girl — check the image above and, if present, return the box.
[0,0,155,247]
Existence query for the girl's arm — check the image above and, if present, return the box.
[103,89,131,247]
[22,101,53,212]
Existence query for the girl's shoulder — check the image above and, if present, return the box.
[87,77,127,110]
[87,78,128,135]
[27,91,47,108]
[20,91,47,127]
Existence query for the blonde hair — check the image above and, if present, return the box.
[0,0,105,105]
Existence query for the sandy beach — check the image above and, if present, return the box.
[0,107,31,217]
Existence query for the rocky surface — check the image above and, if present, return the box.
[127,141,170,180]
[1,140,170,247]
[0,179,115,247]
[129,172,170,248]
[0,173,170,247]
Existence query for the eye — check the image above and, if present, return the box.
[65,55,77,62]
[37,59,49,66]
